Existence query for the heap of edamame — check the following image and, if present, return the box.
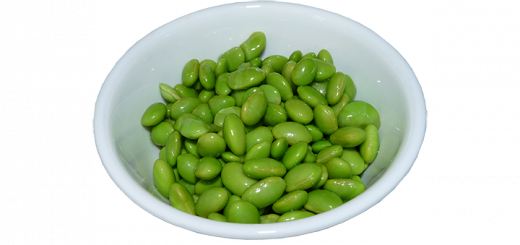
[142,31,381,224]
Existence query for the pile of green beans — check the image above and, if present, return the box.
[141,32,381,224]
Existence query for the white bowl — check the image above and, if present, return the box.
[94,1,426,239]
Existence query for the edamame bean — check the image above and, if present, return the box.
[261,62,274,76]
[200,59,216,71]
[337,101,381,129]
[317,49,333,64]
[222,113,246,156]
[227,201,260,224]
[284,163,322,192]
[249,57,263,67]
[313,104,338,135]
[182,59,199,86]
[177,153,199,184]
[150,121,175,146]
[214,58,228,78]
[213,106,241,127]
[170,97,201,120]
[344,74,356,102]
[195,157,222,180]
[223,195,242,217]
[240,31,266,61]
[359,124,379,163]
[262,55,288,73]
[263,103,288,126]
[326,72,346,105]
[272,122,313,145]
[227,67,266,90]
[195,187,229,218]
[282,142,308,170]
[174,84,198,98]
[222,47,245,72]
[340,148,365,176]
[277,210,314,222]
[323,157,353,179]
[199,63,216,90]
[323,179,365,202]
[208,95,236,116]
[165,131,182,167]
[316,145,344,164]
[242,177,286,208]
[261,214,281,223]
[266,73,293,101]
[302,52,316,59]
[284,98,314,124]
[245,126,273,152]
[221,162,258,196]
[305,125,324,142]
[242,158,287,179]
[177,179,195,195]
[244,141,271,162]
[159,83,181,103]
[221,151,244,163]
[180,118,211,140]
[297,86,328,108]
[173,113,197,131]
[270,137,288,159]
[259,84,282,105]
[281,61,298,92]
[313,59,336,82]
[153,159,175,198]
[141,103,166,126]
[304,189,343,213]
[198,89,215,104]
[215,72,232,95]
[194,176,223,195]
[331,94,349,116]
[329,127,367,147]
[208,213,227,222]
[311,140,332,153]
[272,190,308,214]
[292,58,317,86]
[169,183,196,215]
[310,163,328,189]
[196,133,226,157]
[159,147,166,161]
[192,103,213,124]
[288,50,302,62]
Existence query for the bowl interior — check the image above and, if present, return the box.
[95,2,425,239]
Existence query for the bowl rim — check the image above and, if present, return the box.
[94,1,426,239]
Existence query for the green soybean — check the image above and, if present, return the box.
[227,67,266,90]
[313,58,336,82]
[271,137,288,159]
[281,61,298,92]
[180,118,211,140]
[241,90,268,126]
[174,84,198,98]
[282,141,308,170]
[304,189,343,213]
[284,163,322,192]
[311,163,328,189]
[215,72,232,95]
[261,62,274,76]
[359,124,379,164]
[194,176,223,195]
[215,58,228,78]
[317,49,333,64]
[303,146,317,163]
[222,47,245,72]
[170,97,201,120]
[196,133,226,157]
[199,63,216,90]
[331,94,349,116]
[284,98,314,124]
[311,140,332,153]
[259,84,282,105]
[292,58,317,86]
[169,183,196,215]
[272,190,308,214]
[288,50,302,62]
[182,59,199,86]
[240,31,266,61]
[249,57,263,67]
[329,127,367,147]
[227,201,260,224]
[150,121,175,146]
[195,157,222,180]
[195,187,229,218]
[262,55,288,73]
[316,145,344,164]
[165,131,182,167]
[277,210,314,222]
[198,89,215,104]
[242,177,286,208]
[261,214,281,223]
[323,157,353,179]
[305,125,324,142]
[272,122,313,145]
[337,101,381,129]
[323,179,365,202]
[344,74,357,102]
[177,153,199,184]
[213,106,241,127]
[208,95,236,116]
[223,113,246,156]
[297,86,328,108]
[201,60,217,71]
[326,72,346,105]
[192,103,213,124]
[221,151,244,163]
[153,159,175,198]
[208,212,227,222]
[313,104,338,135]
[263,103,287,126]
[221,162,258,196]
[245,126,273,152]
[141,103,166,126]
[244,141,271,162]
[174,113,197,131]
[177,179,195,195]
[243,158,287,179]
[223,195,242,217]
[159,83,181,103]
[340,148,365,176]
